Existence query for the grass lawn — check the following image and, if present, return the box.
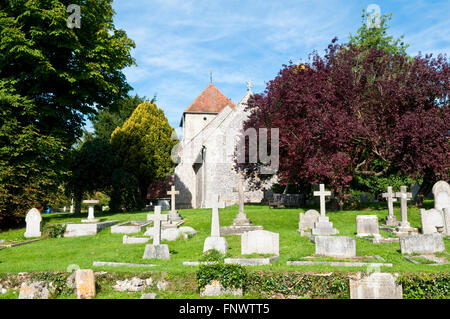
[0,200,449,298]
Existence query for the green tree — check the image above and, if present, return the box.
[91,94,148,141]
[0,0,135,224]
[348,10,409,55]
[110,101,177,206]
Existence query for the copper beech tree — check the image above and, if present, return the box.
[237,39,449,209]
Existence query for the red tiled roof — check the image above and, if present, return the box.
[184,84,235,113]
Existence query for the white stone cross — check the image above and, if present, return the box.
[232,175,245,214]
[207,195,225,237]
[382,186,397,219]
[395,186,412,228]
[313,184,331,217]
[167,185,179,212]
[148,206,168,245]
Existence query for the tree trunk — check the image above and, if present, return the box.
[74,191,82,215]
[413,170,436,208]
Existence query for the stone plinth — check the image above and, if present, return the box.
[203,236,228,254]
[64,220,119,237]
[220,225,263,235]
[311,216,339,236]
[111,221,151,234]
[224,256,279,266]
[143,244,170,260]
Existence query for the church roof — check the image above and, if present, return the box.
[183,84,235,113]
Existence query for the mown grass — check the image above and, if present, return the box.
[0,201,449,298]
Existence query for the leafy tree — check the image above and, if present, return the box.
[0,0,135,224]
[91,94,148,141]
[110,101,177,206]
[237,40,449,209]
[348,10,409,55]
[66,137,115,214]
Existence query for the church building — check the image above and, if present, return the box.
[173,82,266,208]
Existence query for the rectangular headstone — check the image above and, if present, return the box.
[349,272,402,299]
[356,215,381,237]
[400,233,445,254]
[241,230,279,256]
[75,269,96,299]
[314,236,356,258]
[298,209,320,231]
[420,208,450,235]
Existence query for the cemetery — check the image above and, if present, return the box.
[0,1,448,303]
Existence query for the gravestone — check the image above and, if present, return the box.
[24,208,42,238]
[311,184,338,235]
[382,186,398,226]
[81,200,100,223]
[241,230,279,256]
[203,195,228,254]
[298,209,320,236]
[167,185,182,222]
[220,174,263,235]
[356,215,381,238]
[75,269,96,299]
[392,186,418,236]
[314,236,356,258]
[420,208,450,235]
[399,233,445,254]
[143,206,170,260]
[432,181,450,211]
[349,272,402,299]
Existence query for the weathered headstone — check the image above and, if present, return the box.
[420,208,450,235]
[298,209,320,236]
[432,180,450,211]
[82,200,100,223]
[143,206,170,259]
[167,185,182,221]
[24,208,42,238]
[311,184,338,235]
[314,236,356,258]
[356,215,381,238]
[399,233,445,254]
[19,281,54,299]
[382,186,398,226]
[349,272,402,299]
[241,230,279,256]
[75,269,96,299]
[203,195,228,254]
[395,186,412,229]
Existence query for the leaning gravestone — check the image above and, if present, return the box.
[241,230,279,256]
[420,208,450,235]
[75,269,96,299]
[24,208,42,238]
[298,209,320,236]
[203,195,228,254]
[356,215,381,238]
[314,236,356,258]
[432,181,450,211]
[143,206,170,260]
[349,272,402,299]
[399,233,445,254]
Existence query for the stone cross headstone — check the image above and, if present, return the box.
[432,181,450,211]
[203,195,228,254]
[311,184,338,235]
[143,206,171,260]
[314,184,331,217]
[395,186,412,229]
[231,174,251,226]
[167,185,182,222]
[148,206,168,245]
[24,208,42,238]
[382,186,398,226]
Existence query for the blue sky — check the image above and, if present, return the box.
[90,0,449,135]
